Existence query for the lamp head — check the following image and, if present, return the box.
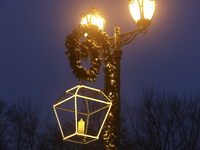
[80,5,106,30]
[129,0,155,29]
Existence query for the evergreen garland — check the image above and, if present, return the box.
[103,54,118,149]
[102,42,118,149]
[65,23,118,149]
[65,24,110,82]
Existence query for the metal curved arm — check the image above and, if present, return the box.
[108,37,115,49]
[120,29,147,46]
[108,28,147,49]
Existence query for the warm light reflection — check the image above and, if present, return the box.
[129,0,155,23]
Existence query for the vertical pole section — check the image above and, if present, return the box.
[113,26,122,150]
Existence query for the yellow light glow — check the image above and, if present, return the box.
[81,85,100,92]
[84,33,88,37]
[53,105,65,138]
[91,15,104,30]
[75,95,78,133]
[129,0,140,22]
[100,91,112,102]
[81,15,104,30]
[76,133,97,139]
[78,118,85,134]
[129,0,155,22]
[97,102,112,138]
[143,0,155,20]
[77,94,112,105]
[54,95,75,106]
[66,137,97,145]
[64,133,76,140]
[80,16,88,25]
[80,6,105,30]
[53,85,112,144]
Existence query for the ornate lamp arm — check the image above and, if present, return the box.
[108,37,115,49]
[120,29,147,46]
[109,28,147,49]
[104,27,147,149]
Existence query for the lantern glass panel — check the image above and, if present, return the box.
[81,15,104,30]
[129,0,155,23]
[143,0,155,20]
[129,0,140,22]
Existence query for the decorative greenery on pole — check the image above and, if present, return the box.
[63,1,156,148]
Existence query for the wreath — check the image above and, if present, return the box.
[65,24,111,82]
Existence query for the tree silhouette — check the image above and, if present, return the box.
[121,87,200,150]
[0,87,200,149]
[7,97,43,150]
[0,99,11,150]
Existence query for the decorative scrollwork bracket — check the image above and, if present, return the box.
[120,29,147,46]
[108,28,147,49]
[108,37,115,49]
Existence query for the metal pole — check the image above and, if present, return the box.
[113,26,122,149]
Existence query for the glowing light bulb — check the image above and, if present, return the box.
[129,0,155,28]
[80,6,105,30]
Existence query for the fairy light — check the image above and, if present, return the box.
[66,85,79,94]
[54,95,75,106]
[53,105,65,138]
[64,133,76,140]
[75,86,80,134]
[89,105,109,116]
[53,85,112,144]
[84,33,88,37]
[99,91,112,102]
[76,95,111,105]
[97,102,112,138]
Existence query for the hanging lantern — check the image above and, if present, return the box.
[53,85,112,144]
[80,5,106,30]
[129,0,156,29]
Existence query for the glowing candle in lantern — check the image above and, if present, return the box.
[78,118,85,134]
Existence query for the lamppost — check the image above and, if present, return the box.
[64,0,155,149]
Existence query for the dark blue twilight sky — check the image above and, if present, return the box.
[0,0,200,114]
